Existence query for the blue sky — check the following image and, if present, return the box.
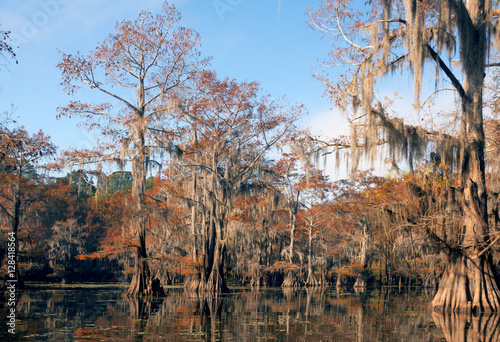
[0,0,348,156]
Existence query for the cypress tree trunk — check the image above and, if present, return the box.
[127,218,165,298]
[354,219,369,289]
[127,119,165,298]
[432,1,500,312]
[185,201,229,296]
[305,221,319,287]
[288,192,299,264]
[205,236,228,294]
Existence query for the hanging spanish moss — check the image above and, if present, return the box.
[309,0,500,312]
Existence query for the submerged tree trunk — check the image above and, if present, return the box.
[204,239,228,294]
[187,247,229,297]
[128,259,165,298]
[127,220,165,298]
[127,120,165,298]
[432,254,500,313]
[185,202,229,296]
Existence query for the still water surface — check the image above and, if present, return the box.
[1,286,497,341]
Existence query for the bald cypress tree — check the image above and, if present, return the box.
[58,3,208,297]
[310,0,500,312]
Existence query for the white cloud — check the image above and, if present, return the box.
[306,108,348,138]
[300,109,349,180]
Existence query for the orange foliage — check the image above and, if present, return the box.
[272,261,300,272]
[122,266,135,275]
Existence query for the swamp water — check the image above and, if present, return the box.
[1,286,499,341]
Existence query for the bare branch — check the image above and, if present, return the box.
[425,44,469,103]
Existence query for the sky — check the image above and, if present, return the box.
[0,0,348,156]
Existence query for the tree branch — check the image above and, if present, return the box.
[82,79,139,112]
[425,44,469,103]
[477,234,500,258]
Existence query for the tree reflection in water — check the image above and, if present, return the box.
[128,298,164,341]
[1,287,452,341]
[196,298,224,341]
[433,312,500,342]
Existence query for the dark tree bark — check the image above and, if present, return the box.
[431,1,500,313]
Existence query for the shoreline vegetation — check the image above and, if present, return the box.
[20,282,424,291]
